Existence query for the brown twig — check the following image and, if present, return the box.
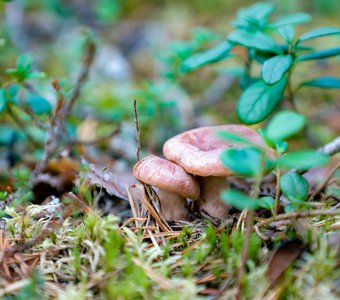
[254,209,340,229]
[235,172,262,300]
[6,103,41,148]
[31,38,96,182]
[309,161,340,200]
[134,99,141,162]
[66,39,96,115]
[318,136,340,156]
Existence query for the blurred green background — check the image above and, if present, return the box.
[0,0,339,166]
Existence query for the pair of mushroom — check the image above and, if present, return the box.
[133,125,270,220]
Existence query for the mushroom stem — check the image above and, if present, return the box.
[197,176,229,219]
[156,189,188,221]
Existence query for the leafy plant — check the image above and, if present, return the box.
[220,109,329,212]
[178,2,340,124]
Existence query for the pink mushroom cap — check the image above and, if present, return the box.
[163,125,273,177]
[133,155,200,200]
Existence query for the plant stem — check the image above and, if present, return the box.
[274,167,281,216]
[6,102,41,148]
[235,171,262,299]
[254,209,340,229]
[244,49,252,85]
[286,71,297,110]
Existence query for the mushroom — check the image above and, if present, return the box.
[133,155,200,220]
[163,125,272,219]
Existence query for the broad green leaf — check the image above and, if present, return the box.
[0,89,7,113]
[265,111,306,141]
[270,13,311,28]
[221,189,260,210]
[297,26,340,43]
[280,172,309,202]
[228,30,281,53]
[275,140,288,154]
[25,93,52,115]
[259,196,275,209]
[27,72,46,79]
[181,42,232,72]
[5,68,26,81]
[221,147,272,177]
[296,45,314,52]
[296,47,340,61]
[232,2,274,29]
[0,125,16,145]
[299,77,340,89]
[16,53,32,72]
[237,2,275,21]
[7,84,20,104]
[277,25,295,44]
[237,78,287,124]
[284,203,296,213]
[277,150,329,170]
[262,55,293,85]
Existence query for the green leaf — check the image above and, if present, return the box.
[265,111,306,141]
[16,53,32,72]
[270,13,311,28]
[280,172,309,202]
[296,47,340,61]
[7,84,20,104]
[221,147,272,177]
[181,42,232,72]
[221,189,260,210]
[237,78,287,124]
[237,2,275,22]
[232,2,275,29]
[27,72,46,79]
[262,55,293,85]
[284,203,296,213]
[0,89,7,113]
[25,93,52,115]
[228,30,281,53]
[275,140,289,154]
[277,150,329,170]
[299,77,340,89]
[277,25,295,44]
[0,125,17,145]
[259,196,275,209]
[297,27,340,43]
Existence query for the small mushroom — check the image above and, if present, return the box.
[163,125,272,219]
[133,155,200,220]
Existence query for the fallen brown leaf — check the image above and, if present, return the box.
[267,239,306,286]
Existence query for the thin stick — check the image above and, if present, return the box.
[274,167,281,216]
[6,103,41,148]
[254,209,340,229]
[318,136,340,156]
[66,39,96,114]
[134,99,141,162]
[235,171,262,300]
[31,39,96,181]
[309,161,340,200]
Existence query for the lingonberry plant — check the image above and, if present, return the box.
[0,54,51,149]
[219,109,329,214]
[174,2,340,124]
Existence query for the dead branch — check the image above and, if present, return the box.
[134,99,141,162]
[254,209,340,229]
[31,38,96,182]
[318,136,340,156]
